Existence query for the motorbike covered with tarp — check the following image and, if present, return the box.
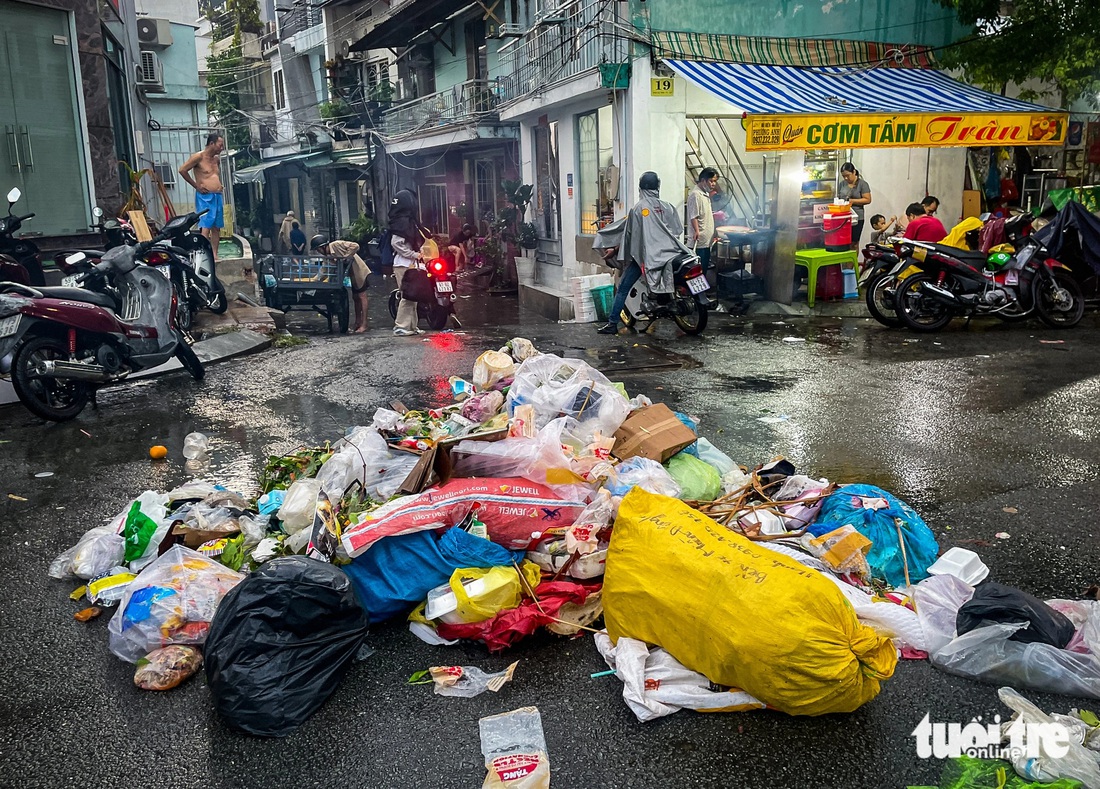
[593,190,694,295]
[1034,200,1100,299]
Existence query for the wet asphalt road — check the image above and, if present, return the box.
[2,290,1099,789]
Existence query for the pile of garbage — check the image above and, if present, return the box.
[47,338,1100,783]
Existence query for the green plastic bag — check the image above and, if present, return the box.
[120,492,169,568]
[664,452,721,502]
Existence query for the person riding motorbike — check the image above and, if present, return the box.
[594,171,691,334]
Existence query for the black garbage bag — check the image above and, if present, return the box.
[205,556,370,737]
[956,582,1075,648]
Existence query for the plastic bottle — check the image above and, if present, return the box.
[182,432,209,460]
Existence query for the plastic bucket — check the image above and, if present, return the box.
[823,214,852,251]
[591,284,615,322]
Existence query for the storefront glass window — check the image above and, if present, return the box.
[103,30,134,194]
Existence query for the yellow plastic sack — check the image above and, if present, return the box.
[450,562,542,624]
[603,488,897,716]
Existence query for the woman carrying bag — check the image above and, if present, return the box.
[388,190,433,336]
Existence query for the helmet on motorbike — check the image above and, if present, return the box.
[639,171,660,191]
[309,234,328,251]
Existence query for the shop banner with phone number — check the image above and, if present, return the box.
[745,112,1068,151]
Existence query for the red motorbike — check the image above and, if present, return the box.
[0,216,204,421]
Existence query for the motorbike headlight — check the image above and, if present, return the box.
[0,218,6,233]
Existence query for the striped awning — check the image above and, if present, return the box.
[667,60,1068,150]
[653,32,937,69]
[667,60,1058,116]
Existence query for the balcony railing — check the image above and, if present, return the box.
[380,79,498,136]
[278,6,322,38]
[496,0,628,104]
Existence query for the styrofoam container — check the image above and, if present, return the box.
[927,547,989,585]
[424,577,487,624]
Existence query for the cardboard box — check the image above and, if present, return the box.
[612,403,697,463]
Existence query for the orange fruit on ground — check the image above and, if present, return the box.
[149,445,168,460]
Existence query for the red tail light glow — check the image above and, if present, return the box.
[685,265,703,279]
[429,258,447,275]
[146,250,171,264]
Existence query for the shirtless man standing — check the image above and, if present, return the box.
[178,132,225,260]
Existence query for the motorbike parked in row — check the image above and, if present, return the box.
[860,242,904,328]
[0,188,45,286]
[893,212,1085,332]
[0,216,205,421]
[57,209,225,332]
[388,254,459,330]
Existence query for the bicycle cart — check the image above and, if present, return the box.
[256,254,351,333]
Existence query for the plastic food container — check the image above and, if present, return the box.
[927,547,989,586]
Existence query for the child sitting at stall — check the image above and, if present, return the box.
[868,214,901,246]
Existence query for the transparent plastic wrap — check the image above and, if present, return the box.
[133,645,204,691]
[479,706,550,789]
[49,526,125,580]
[451,438,540,479]
[998,687,1100,786]
[933,622,1100,700]
[507,353,630,437]
[431,661,519,697]
[602,457,681,499]
[107,545,245,663]
[915,574,976,655]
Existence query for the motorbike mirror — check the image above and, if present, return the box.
[92,207,103,219]
[66,252,87,266]
[6,187,20,205]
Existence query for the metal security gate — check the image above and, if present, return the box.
[146,125,234,225]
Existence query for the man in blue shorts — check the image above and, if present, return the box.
[178,132,226,259]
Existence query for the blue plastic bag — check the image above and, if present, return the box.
[810,484,939,588]
[343,527,522,624]
[674,412,699,457]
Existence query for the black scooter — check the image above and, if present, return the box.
[0,187,45,286]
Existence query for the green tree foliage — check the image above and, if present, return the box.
[206,38,250,150]
[226,0,262,35]
[936,0,1100,108]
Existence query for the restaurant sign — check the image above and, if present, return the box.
[745,113,1068,151]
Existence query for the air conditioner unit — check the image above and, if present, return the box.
[496,23,525,37]
[137,51,165,93]
[137,17,173,48]
[153,162,176,188]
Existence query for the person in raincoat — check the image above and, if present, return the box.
[592,171,692,334]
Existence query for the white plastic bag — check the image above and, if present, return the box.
[914,574,975,655]
[49,526,125,580]
[594,632,764,722]
[277,478,323,534]
[107,545,244,663]
[721,466,751,495]
[998,687,1100,786]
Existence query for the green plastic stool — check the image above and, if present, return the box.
[794,248,858,307]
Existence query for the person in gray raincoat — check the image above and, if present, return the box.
[593,171,693,334]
